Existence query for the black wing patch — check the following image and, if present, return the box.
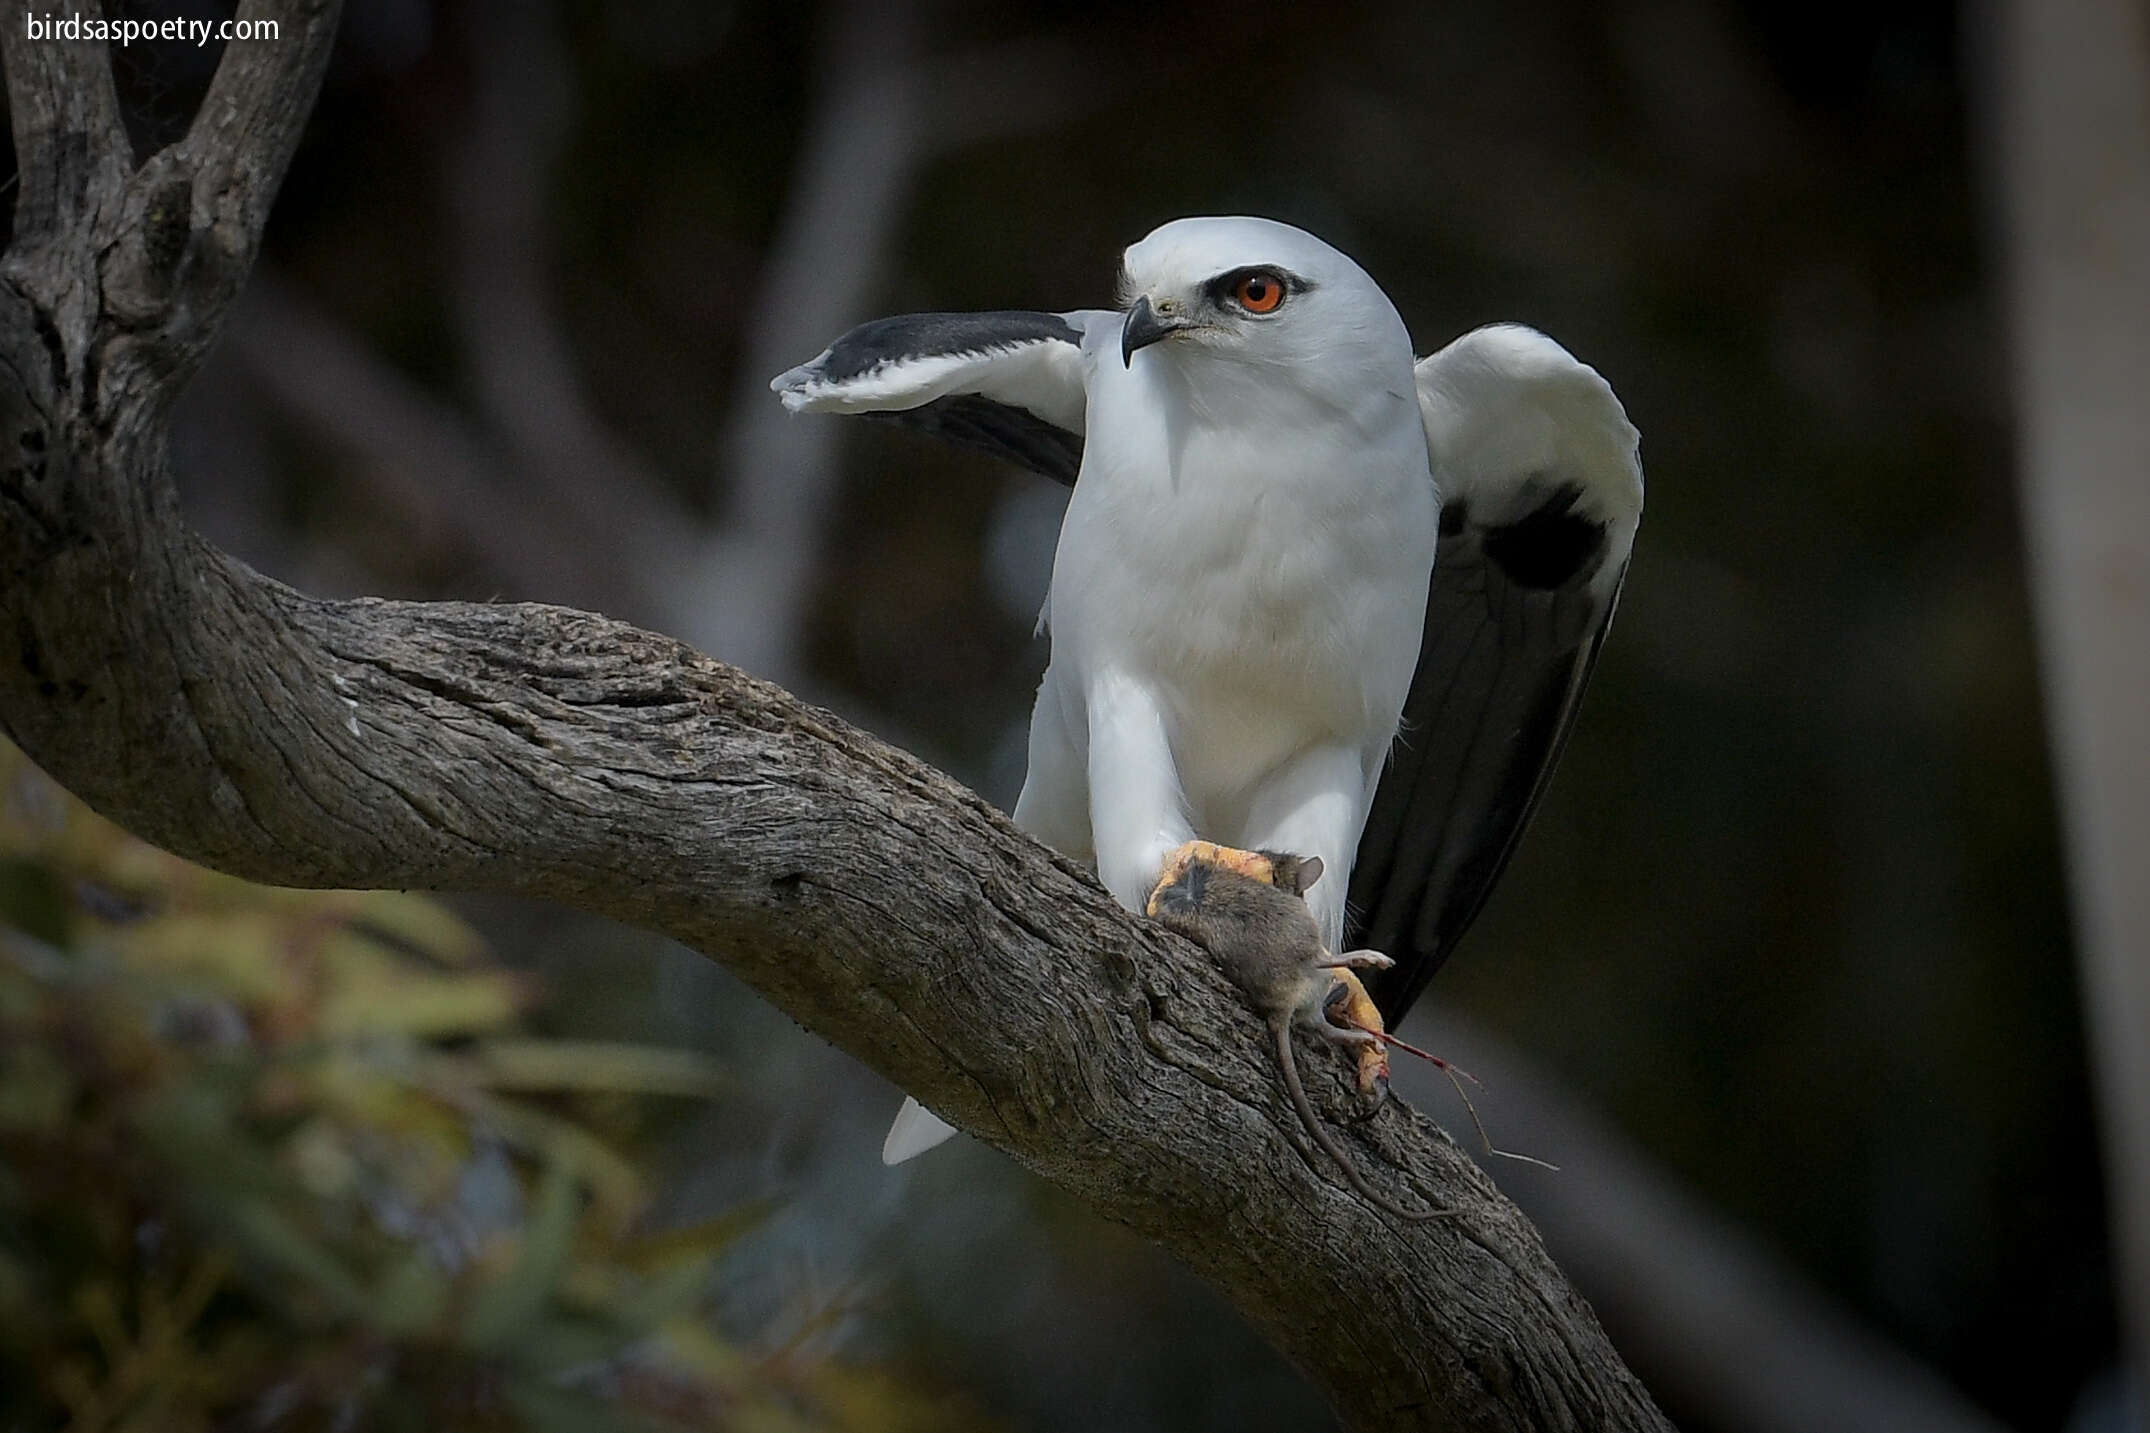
[1347,480,1625,1027]
[1479,487,1607,589]
[816,310,1082,382]
[861,394,1083,486]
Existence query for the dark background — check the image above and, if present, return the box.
[54,0,2125,1428]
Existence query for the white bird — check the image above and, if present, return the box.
[772,216,1641,1164]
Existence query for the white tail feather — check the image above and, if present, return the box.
[881,1097,960,1164]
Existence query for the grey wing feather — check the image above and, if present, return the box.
[1349,325,1643,1026]
[772,309,1105,485]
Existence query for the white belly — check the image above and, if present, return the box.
[1047,367,1438,829]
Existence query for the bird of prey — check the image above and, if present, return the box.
[772,216,1641,1163]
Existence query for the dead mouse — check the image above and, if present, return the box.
[1147,847,1451,1224]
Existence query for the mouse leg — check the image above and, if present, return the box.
[1318,948,1394,973]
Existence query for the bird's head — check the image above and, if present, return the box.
[1116,217,1412,385]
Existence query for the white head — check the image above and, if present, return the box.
[1117,217,1415,403]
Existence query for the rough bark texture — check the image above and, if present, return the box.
[0,5,1671,1428]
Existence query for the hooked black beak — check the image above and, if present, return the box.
[1121,296,1184,366]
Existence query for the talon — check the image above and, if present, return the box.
[1322,968,1392,1096]
[1356,1071,1392,1119]
[1355,1041,1391,1097]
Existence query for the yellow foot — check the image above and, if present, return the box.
[1324,968,1393,1100]
[1145,840,1323,916]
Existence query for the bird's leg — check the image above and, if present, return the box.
[1223,740,1394,1097]
[1237,743,1368,943]
[1084,671,1200,911]
[1316,951,1397,1096]
[1320,969,1394,1103]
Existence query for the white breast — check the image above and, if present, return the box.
[1047,348,1437,817]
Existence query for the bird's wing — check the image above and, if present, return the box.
[1349,324,1643,1026]
[771,309,1113,486]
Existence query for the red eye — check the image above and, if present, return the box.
[1235,272,1285,313]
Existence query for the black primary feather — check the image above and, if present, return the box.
[815,310,1082,381]
[1347,481,1624,1025]
[861,394,1083,487]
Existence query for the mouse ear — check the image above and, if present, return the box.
[1274,853,1324,896]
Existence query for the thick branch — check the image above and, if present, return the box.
[0,9,1669,1429]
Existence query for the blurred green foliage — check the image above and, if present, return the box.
[0,741,995,1433]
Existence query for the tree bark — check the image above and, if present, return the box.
[0,5,1670,1428]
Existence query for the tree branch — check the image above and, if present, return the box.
[0,7,1670,1427]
